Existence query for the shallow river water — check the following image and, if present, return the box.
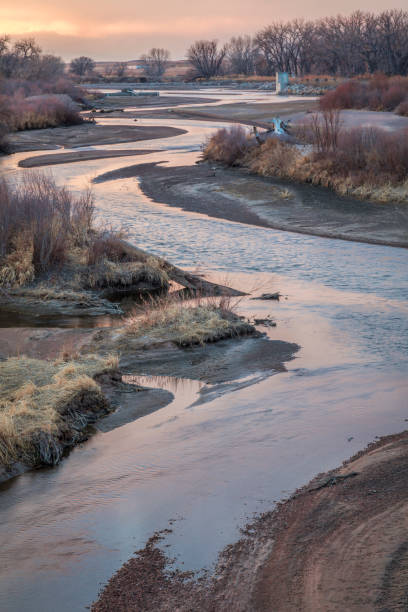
[0,91,407,611]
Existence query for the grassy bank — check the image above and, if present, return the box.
[0,354,118,472]
[122,294,254,347]
[203,121,408,203]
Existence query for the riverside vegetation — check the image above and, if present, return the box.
[0,354,119,472]
[203,109,408,203]
[0,36,88,152]
[0,173,254,479]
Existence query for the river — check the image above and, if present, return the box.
[0,90,407,611]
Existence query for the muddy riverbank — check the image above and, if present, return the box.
[94,161,408,248]
[92,430,408,611]
[6,123,186,153]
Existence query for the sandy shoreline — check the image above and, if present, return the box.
[92,429,408,611]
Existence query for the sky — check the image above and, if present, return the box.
[2,0,406,61]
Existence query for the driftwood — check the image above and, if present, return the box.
[253,119,291,145]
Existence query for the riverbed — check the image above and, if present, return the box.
[0,90,407,611]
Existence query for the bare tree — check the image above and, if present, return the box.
[187,40,226,79]
[13,38,41,60]
[0,36,10,56]
[113,62,128,79]
[1,38,43,79]
[33,55,65,80]
[141,48,170,80]
[377,10,408,75]
[255,20,315,76]
[69,56,95,77]
[254,11,408,77]
[226,36,256,75]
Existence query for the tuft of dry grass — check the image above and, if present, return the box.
[0,354,118,469]
[85,256,169,290]
[123,294,253,346]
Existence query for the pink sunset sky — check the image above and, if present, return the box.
[2,0,406,61]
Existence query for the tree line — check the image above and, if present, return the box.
[189,10,408,78]
[1,9,407,84]
[0,36,65,81]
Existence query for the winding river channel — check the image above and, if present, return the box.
[0,90,407,611]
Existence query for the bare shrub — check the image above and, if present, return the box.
[0,123,9,153]
[202,125,253,166]
[320,75,408,112]
[86,230,128,266]
[382,85,407,111]
[0,93,82,132]
[309,110,342,154]
[396,100,408,116]
[0,174,94,284]
[209,123,408,202]
[333,127,408,183]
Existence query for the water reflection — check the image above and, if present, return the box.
[124,374,206,397]
[0,89,406,612]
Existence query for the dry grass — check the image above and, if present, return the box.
[85,250,169,290]
[0,354,118,468]
[123,294,253,346]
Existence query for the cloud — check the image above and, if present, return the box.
[3,0,408,60]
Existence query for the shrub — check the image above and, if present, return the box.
[86,231,128,266]
[0,93,82,132]
[202,125,254,166]
[320,75,408,113]
[320,81,364,110]
[396,99,408,117]
[0,174,94,284]
[246,137,300,178]
[0,123,9,153]
[332,127,408,183]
